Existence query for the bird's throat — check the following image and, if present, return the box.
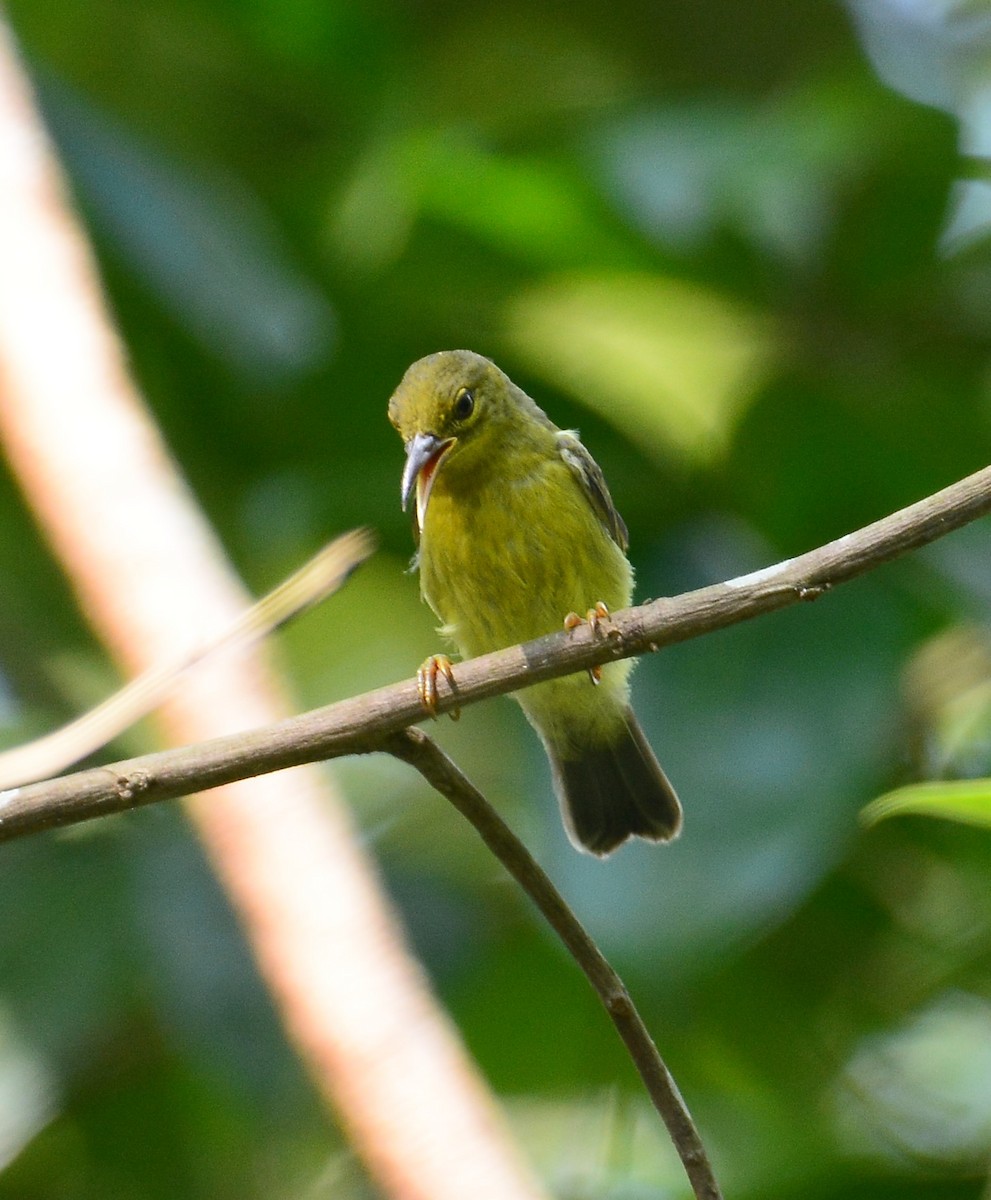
[415,439,454,530]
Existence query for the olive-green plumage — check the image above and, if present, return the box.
[389,350,681,855]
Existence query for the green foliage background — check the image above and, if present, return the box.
[2,1,991,1196]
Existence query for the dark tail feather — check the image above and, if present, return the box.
[548,709,682,856]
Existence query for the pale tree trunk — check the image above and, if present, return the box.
[0,17,546,1200]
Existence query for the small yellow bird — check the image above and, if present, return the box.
[389,350,681,855]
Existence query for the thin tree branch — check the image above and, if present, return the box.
[384,726,722,1200]
[0,529,375,789]
[2,461,990,840]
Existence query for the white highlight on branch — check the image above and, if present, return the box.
[724,558,794,588]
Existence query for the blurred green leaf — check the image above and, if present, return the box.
[0,1011,55,1173]
[863,779,991,829]
[835,992,991,1167]
[333,131,641,272]
[592,78,885,265]
[505,271,777,465]
[417,137,638,269]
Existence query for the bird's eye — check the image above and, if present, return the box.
[453,388,475,421]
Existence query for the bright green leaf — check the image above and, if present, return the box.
[862,779,991,829]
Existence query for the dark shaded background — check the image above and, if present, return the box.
[1,0,990,1196]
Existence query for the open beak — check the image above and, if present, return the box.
[401,432,456,527]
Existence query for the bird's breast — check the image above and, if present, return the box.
[417,457,633,661]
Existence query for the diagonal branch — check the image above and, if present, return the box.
[0,528,375,789]
[1,461,990,841]
[384,727,722,1200]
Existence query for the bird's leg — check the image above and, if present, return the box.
[563,601,611,686]
[416,654,460,720]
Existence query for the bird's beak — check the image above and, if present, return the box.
[401,432,456,525]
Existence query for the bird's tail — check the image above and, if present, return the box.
[548,708,682,856]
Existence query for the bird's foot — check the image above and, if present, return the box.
[563,601,611,686]
[416,654,460,720]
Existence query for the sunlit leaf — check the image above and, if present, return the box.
[862,778,991,829]
[505,271,776,465]
[900,619,991,778]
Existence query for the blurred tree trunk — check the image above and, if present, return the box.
[0,17,545,1200]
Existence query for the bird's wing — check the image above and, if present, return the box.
[557,431,629,552]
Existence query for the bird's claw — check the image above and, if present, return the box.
[563,602,611,686]
[416,654,460,720]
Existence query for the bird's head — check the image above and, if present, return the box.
[388,349,514,528]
